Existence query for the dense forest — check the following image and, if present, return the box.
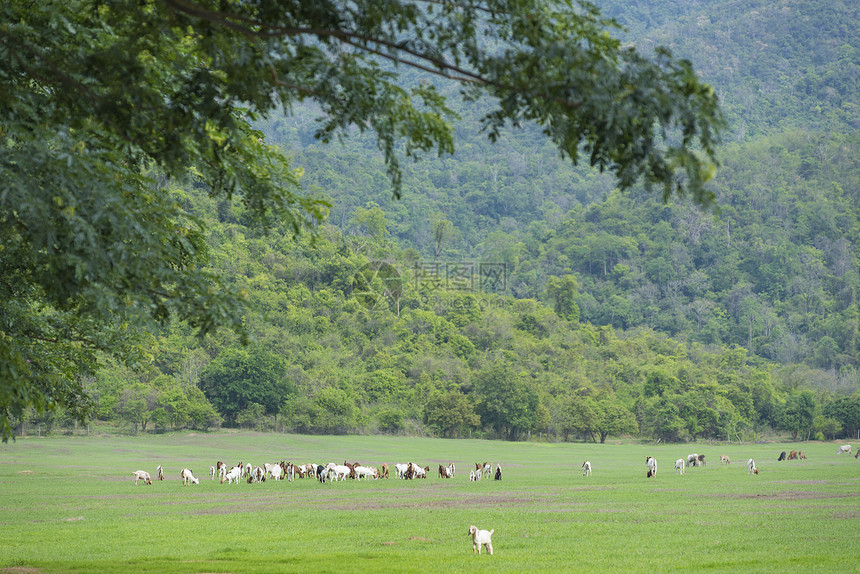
[18,0,860,442]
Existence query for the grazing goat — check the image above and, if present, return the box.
[798,451,807,460]
[132,470,152,485]
[697,454,706,466]
[747,459,758,475]
[787,450,798,461]
[687,453,700,468]
[494,464,502,481]
[380,463,390,479]
[469,470,477,481]
[582,461,592,477]
[222,465,242,484]
[209,466,216,480]
[719,455,730,465]
[265,462,283,481]
[316,465,330,483]
[468,525,494,555]
[354,465,378,480]
[409,463,428,479]
[439,464,453,478]
[326,463,351,482]
[156,465,164,481]
[483,462,492,480]
[281,461,295,482]
[249,466,265,484]
[778,451,786,461]
[181,468,199,486]
[394,463,410,479]
[674,458,685,475]
[837,444,851,455]
[646,456,657,478]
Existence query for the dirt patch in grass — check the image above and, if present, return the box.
[1,568,43,574]
[720,491,860,501]
[768,480,830,485]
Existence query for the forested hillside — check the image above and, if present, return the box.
[258,0,860,371]
[17,0,860,442]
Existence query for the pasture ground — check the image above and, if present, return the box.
[0,433,857,573]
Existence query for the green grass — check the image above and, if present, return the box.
[0,433,857,573]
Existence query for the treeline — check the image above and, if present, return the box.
[36,188,850,442]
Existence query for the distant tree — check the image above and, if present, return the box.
[312,387,358,434]
[595,398,639,443]
[778,391,817,441]
[546,275,581,322]
[199,348,292,426]
[474,364,541,440]
[823,395,860,438]
[424,390,481,438]
[432,216,457,262]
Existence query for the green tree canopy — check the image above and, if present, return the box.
[0,0,722,440]
[198,347,292,425]
[424,389,481,438]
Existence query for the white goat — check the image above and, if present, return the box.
[646,456,657,477]
[468,525,494,555]
[354,465,378,480]
[674,458,685,475]
[394,463,410,479]
[222,465,242,484]
[837,444,851,455]
[482,462,492,479]
[209,466,216,480]
[747,458,758,474]
[181,468,199,486]
[264,462,283,481]
[132,470,152,485]
[582,461,592,477]
[326,463,351,482]
[156,465,164,481]
[409,463,427,479]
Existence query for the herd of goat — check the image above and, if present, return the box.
[632,444,855,480]
[133,444,856,486]
[132,460,503,485]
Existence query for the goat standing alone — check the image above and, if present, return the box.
[582,461,592,477]
[747,458,758,475]
[181,468,199,486]
[132,470,152,485]
[646,456,657,478]
[468,525,494,555]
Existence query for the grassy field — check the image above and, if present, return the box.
[0,432,857,573]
